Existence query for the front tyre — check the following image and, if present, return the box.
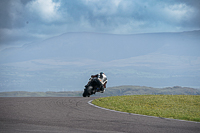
[82,86,93,97]
[82,90,87,97]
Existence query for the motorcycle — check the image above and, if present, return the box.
[82,78,103,97]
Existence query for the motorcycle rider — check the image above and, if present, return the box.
[86,72,107,93]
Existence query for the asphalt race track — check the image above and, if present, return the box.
[0,97,199,133]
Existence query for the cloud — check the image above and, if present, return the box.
[25,0,61,23]
[0,0,200,48]
[55,0,200,33]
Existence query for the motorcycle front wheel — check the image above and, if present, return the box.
[82,86,93,97]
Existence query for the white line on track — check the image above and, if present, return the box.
[88,99,200,124]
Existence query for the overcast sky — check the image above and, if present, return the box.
[0,0,200,49]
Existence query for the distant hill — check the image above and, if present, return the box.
[0,91,82,97]
[0,86,199,97]
[0,31,200,92]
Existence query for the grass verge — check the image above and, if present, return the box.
[92,95,200,122]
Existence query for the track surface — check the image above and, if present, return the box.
[0,97,199,133]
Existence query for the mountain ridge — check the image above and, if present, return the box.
[0,30,200,91]
[1,30,200,63]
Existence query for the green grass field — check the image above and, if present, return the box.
[92,95,200,122]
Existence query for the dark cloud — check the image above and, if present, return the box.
[0,0,200,48]
[20,0,33,5]
[0,0,27,28]
[1,0,200,30]
[0,0,12,28]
